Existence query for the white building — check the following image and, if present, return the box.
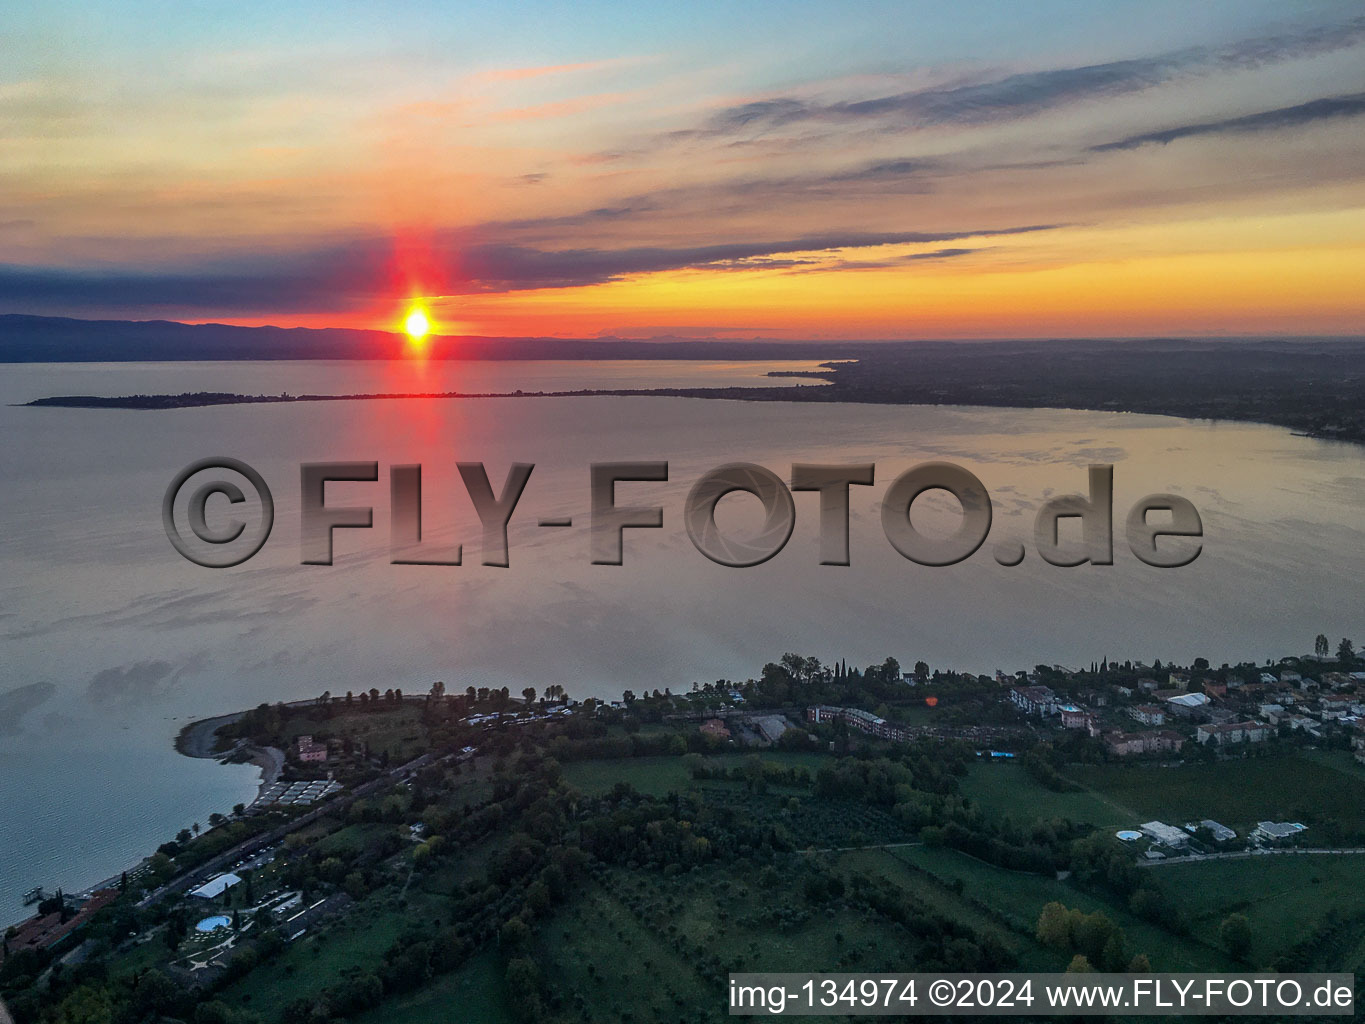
[189,873,242,900]
[1253,821,1307,843]
[1139,821,1190,848]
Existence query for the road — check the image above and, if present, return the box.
[1136,846,1365,867]
[136,750,440,909]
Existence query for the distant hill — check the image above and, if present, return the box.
[0,314,856,362]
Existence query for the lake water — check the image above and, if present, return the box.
[3,358,1364,925]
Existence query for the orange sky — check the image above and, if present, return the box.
[4,3,1364,339]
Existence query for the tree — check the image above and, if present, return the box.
[1036,902,1072,948]
[914,661,929,681]
[1128,953,1152,972]
[232,803,246,817]
[1339,638,1356,665]
[1220,913,1252,960]
[522,687,537,704]
[1101,930,1128,972]
[1066,954,1095,973]
[208,812,226,828]
[1316,634,1330,659]
[176,828,192,844]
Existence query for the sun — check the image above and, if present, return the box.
[404,307,431,341]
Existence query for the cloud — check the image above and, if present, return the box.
[674,16,1365,140]
[86,656,207,708]
[0,681,57,736]
[808,247,983,271]
[1090,91,1365,151]
[0,223,1060,312]
[451,228,1037,290]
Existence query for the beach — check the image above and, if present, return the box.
[175,713,284,806]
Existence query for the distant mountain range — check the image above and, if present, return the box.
[0,314,860,362]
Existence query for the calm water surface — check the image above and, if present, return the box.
[2,359,1363,924]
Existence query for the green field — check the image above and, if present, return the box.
[1062,752,1365,835]
[282,705,429,760]
[1150,854,1365,968]
[354,948,508,1024]
[561,751,826,798]
[886,845,1233,971]
[831,847,1053,969]
[959,762,1133,828]
[561,756,696,797]
[219,896,443,1019]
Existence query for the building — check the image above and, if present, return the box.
[1168,672,1191,689]
[1008,685,1056,716]
[189,873,242,900]
[1058,705,1094,730]
[699,718,731,740]
[1196,721,1272,746]
[1129,704,1166,726]
[0,889,117,964]
[296,734,328,763]
[1105,730,1184,757]
[1195,819,1237,843]
[1203,680,1228,698]
[807,705,910,742]
[1139,821,1190,848]
[1165,692,1211,717]
[1253,821,1307,843]
[1286,715,1321,737]
[751,715,790,744]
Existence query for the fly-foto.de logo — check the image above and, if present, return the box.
[162,459,1202,571]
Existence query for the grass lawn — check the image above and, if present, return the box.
[561,751,827,799]
[313,822,403,859]
[1062,751,1365,835]
[561,756,696,797]
[890,845,1232,971]
[354,947,509,1024]
[832,847,1052,969]
[1149,853,1365,968]
[536,865,951,1024]
[218,897,437,1019]
[959,762,1134,829]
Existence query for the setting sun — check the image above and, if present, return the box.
[404,307,431,341]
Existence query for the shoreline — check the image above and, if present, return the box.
[3,715,275,932]
[175,712,284,805]
[20,378,1365,449]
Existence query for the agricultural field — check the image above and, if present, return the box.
[958,762,1131,829]
[1061,751,1365,836]
[1149,854,1365,969]
[560,751,825,798]
[353,949,508,1024]
[219,895,446,1020]
[560,756,695,797]
[887,845,1234,972]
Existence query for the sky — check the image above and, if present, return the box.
[1,0,1363,339]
